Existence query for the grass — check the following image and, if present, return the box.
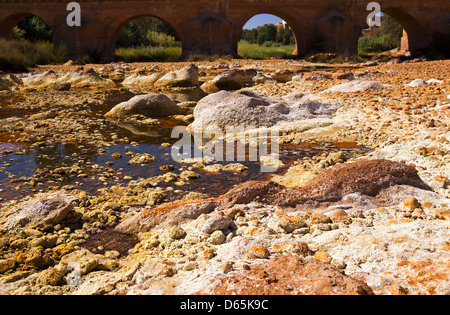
[0,39,66,71]
[237,40,295,59]
[115,46,182,63]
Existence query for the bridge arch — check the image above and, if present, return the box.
[111,14,184,58]
[0,13,53,40]
[380,7,424,54]
[232,10,301,56]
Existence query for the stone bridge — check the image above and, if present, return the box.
[0,0,449,61]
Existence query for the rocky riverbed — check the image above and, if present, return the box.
[0,58,449,295]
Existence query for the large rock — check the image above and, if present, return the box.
[406,78,428,87]
[154,64,199,88]
[270,69,295,83]
[197,255,373,295]
[117,159,430,235]
[0,74,22,91]
[104,94,183,119]
[200,69,257,92]
[265,159,433,206]
[116,199,216,234]
[2,192,79,232]
[322,80,387,93]
[22,69,115,89]
[122,73,164,87]
[190,90,342,132]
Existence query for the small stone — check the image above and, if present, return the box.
[110,153,122,159]
[203,248,216,259]
[209,230,226,245]
[160,165,175,172]
[128,153,155,165]
[310,214,331,225]
[202,215,233,234]
[222,163,248,172]
[247,245,270,259]
[278,216,306,233]
[37,267,64,286]
[329,208,351,224]
[220,261,234,273]
[168,225,186,240]
[434,209,450,220]
[10,239,29,249]
[388,284,408,295]
[0,259,16,273]
[404,197,420,211]
[412,208,426,219]
[313,251,332,263]
[179,170,199,181]
[203,164,223,173]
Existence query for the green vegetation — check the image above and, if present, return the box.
[358,15,403,55]
[115,46,182,63]
[238,24,296,59]
[0,39,66,71]
[14,16,53,42]
[240,24,295,46]
[117,17,180,48]
[238,40,295,59]
[115,17,182,61]
[0,16,65,71]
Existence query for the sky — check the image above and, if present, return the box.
[243,14,283,30]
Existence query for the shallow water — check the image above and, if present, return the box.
[0,89,370,202]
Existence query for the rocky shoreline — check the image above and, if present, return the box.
[0,58,449,295]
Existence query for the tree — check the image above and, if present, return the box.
[116,17,180,48]
[16,16,52,42]
[256,24,277,45]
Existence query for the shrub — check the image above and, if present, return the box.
[115,46,182,62]
[238,40,295,59]
[0,39,66,71]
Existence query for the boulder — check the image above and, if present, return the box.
[196,255,374,295]
[155,64,199,88]
[0,74,22,91]
[104,94,183,119]
[406,79,428,87]
[200,69,257,92]
[3,192,79,232]
[190,90,341,132]
[322,80,387,93]
[122,73,164,86]
[22,69,114,89]
[252,73,274,84]
[270,69,295,83]
[58,68,115,87]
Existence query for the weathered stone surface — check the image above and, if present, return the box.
[155,64,199,88]
[3,192,79,232]
[322,80,387,93]
[117,159,431,235]
[22,69,114,89]
[116,199,216,234]
[406,79,428,87]
[122,73,164,87]
[202,215,233,234]
[270,69,295,83]
[104,94,182,119]
[127,153,155,165]
[0,74,21,91]
[200,69,257,92]
[197,255,374,295]
[191,90,341,132]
